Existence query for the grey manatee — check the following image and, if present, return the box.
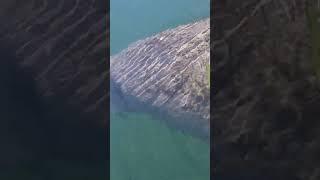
[110,18,210,140]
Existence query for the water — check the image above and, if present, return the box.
[110,0,210,179]
[110,0,210,55]
[111,113,209,180]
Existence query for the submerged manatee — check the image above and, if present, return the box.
[111,18,210,140]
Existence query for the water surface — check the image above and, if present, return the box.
[111,113,209,180]
[110,0,210,55]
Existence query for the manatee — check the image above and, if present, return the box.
[111,18,210,140]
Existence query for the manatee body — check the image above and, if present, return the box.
[111,19,210,139]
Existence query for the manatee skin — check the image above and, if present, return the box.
[111,19,210,140]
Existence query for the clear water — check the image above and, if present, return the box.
[110,0,210,179]
[111,113,209,180]
[110,0,210,55]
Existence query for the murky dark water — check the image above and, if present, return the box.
[0,46,107,179]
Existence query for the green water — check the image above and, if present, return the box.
[111,113,209,180]
[111,0,210,179]
[110,0,210,55]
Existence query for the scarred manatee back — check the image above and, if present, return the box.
[111,19,210,139]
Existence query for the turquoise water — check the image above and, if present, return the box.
[110,0,210,55]
[110,0,210,179]
[111,113,209,180]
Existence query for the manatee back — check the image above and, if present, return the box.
[111,19,210,139]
